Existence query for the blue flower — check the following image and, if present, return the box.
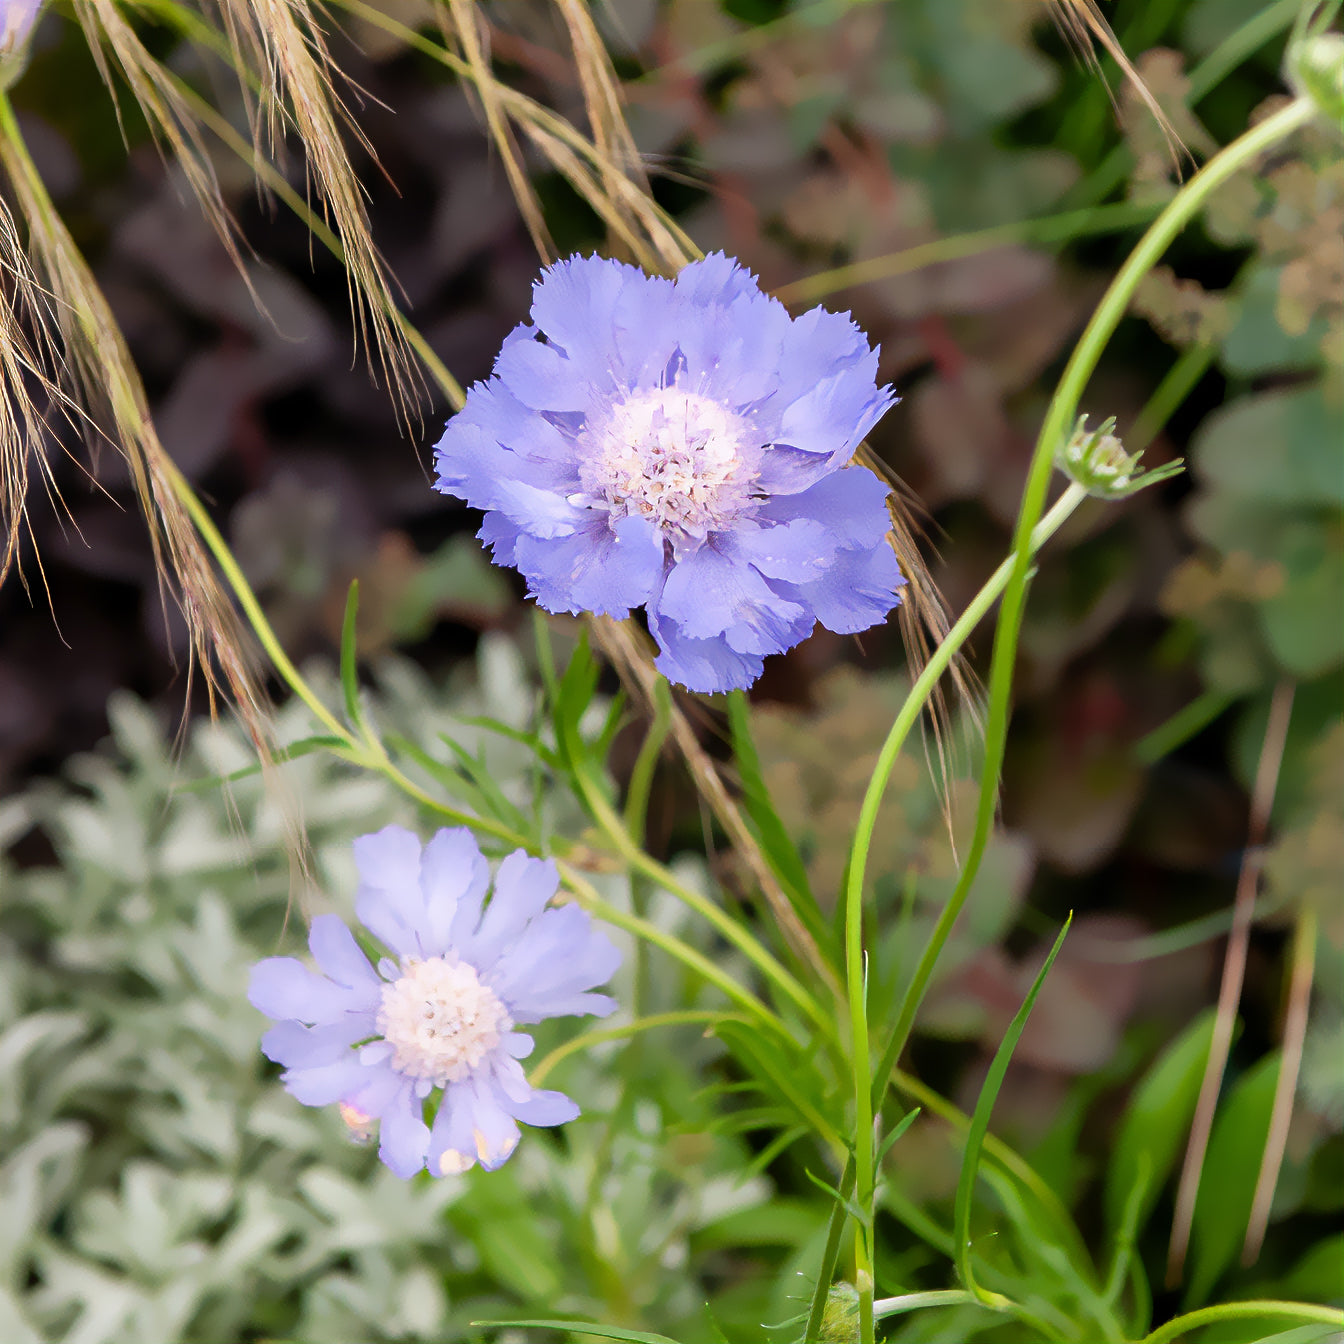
[249,826,620,1178]
[433,253,905,692]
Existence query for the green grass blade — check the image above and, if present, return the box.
[339,580,363,730]
[954,914,1072,1306]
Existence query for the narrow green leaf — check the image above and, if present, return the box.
[1186,1052,1282,1307]
[183,735,348,788]
[876,1107,921,1166]
[475,1322,680,1344]
[1105,1008,1222,1237]
[339,580,363,729]
[725,690,829,950]
[954,913,1072,1303]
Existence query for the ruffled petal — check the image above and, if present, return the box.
[756,466,894,547]
[493,338,592,413]
[261,1016,373,1068]
[514,514,665,618]
[648,608,765,694]
[655,543,811,657]
[490,905,622,1023]
[427,1082,478,1175]
[777,541,905,635]
[281,1058,372,1107]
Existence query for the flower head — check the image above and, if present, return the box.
[249,826,620,1178]
[433,253,905,692]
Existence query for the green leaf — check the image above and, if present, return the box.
[475,1323,680,1344]
[1186,1052,1282,1307]
[1192,386,1344,507]
[954,914,1072,1300]
[182,734,349,788]
[340,580,363,729]
[1105,1008,1221,1237]
[725,690,830,952]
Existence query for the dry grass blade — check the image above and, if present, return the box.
[218,0,422,420]
[0,89,271,758]
[1242,903,1317,1265]
[549,0,665,263]
[591,615,838,996]
[1047,0,1192,173]
[0,197,75,590]
[1166,680,1296,1286]
[76,0,254,278]
[440,0,555,264]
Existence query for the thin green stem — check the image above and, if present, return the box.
[877,94,1315,1098]
[166,460,348,740]
[776,201,1156,306]
[1127,342,1218,455]
[557,864,789,1040]
[529,1010,737,1088]
[805,481,1088,1344]
[1134,689,1234,765]
[818,97,1316,1343]
[1138,1302,1344,1344]
[873,1290,982,1320]
[582,773,834,1042]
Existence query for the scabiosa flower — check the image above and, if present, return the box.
[433,253,905,693]
[249,826,620,1178]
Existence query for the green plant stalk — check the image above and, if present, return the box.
[1139,1302,1344,1344]
[775,201,1157,306]
[804,479,1087,1344]
[954,916,1072,1308]
[876,92,1315,1102]
[557,863,789,1040]
[529,1010,737,1087]
[567,741,834,1044]
[824,93,1315,1344]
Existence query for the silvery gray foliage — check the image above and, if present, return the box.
[0,638,776,1343]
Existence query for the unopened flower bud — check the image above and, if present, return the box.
[1056,413,1184,499]
[1287,31,1344,128]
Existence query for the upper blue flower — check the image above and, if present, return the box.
[249,826,620,1179]
[433,253,905,692]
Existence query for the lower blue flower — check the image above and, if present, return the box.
[433,253,905,692]
[249,826,620,1178]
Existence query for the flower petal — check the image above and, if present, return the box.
[352,825,425,958]
[378,1083,430,1179]
[417,827,491,958]
[308,915,379,992]
[249,958,361,1025]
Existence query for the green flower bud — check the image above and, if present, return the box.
[1288,30,1344,128]
[1055,413,1184,499]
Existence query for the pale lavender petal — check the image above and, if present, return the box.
[249,958,361,1025]
[352,825,424,958]
[378,1084,431,1179]
[282,1059,370,1107]
[464,850,560,972]
[308,916,379,992]
[417,827,491,958]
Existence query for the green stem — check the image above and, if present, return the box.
[529,1010,737,1088]
[877,94,1315,1098]
[1138,1301,1344,1344]
[776,201,1156,306]
[805,480,1088,1344]
[818,95,1316,1344]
